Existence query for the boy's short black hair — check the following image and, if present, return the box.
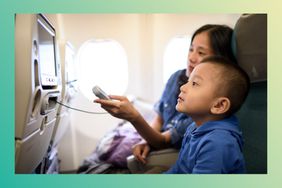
[201,56,250,116]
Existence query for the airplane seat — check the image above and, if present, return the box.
[44,41,78,174]
[52,41,77,147]
[127,148,179,174]
[232,14,267,173]
[15,14,62,173]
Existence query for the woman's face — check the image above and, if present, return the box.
[187,31,214,76]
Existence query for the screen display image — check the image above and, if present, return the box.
[37,17,57,86]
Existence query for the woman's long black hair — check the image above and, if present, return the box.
[191,24,236,63]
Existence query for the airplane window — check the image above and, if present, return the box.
[77,39,128,100]
[163,36,190,84]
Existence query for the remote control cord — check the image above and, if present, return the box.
[56,101,108,114]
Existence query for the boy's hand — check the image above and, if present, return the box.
[132,141,151,164]
[94,95,140,122]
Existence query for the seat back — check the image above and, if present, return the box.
[233,14,267,173]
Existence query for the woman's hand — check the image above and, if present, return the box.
[132,140,151,164]
[94,95,140,122]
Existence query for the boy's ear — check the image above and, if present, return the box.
[210,97,231,115]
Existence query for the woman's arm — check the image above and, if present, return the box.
[94,95,170,148]
[132,113,172,163]
[130,112,171,148]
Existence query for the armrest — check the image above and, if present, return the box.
[127,148,179,174]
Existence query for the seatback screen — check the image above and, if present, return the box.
[38,16,57,86]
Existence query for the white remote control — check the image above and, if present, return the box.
[92,86,111,100]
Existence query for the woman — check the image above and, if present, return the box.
[94,24,236,165]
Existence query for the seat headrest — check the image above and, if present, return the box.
[232,14,267,83]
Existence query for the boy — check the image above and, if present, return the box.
[165,56,250,174]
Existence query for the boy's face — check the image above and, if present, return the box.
[176,63,221,117]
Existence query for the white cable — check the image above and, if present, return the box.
[56,101,108,114]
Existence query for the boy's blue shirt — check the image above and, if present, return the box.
[165,115,246,174]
